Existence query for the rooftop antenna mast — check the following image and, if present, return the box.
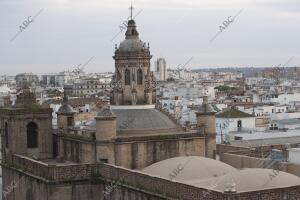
[129,0,135,20]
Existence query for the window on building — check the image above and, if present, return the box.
[5,122,8,148]
[27,122,38,148]
[137,68,143,85]
[125,69,131,85]
[67,117,73,127]
[237,120,242,131]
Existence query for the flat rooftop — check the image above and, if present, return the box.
[231,129,300,147]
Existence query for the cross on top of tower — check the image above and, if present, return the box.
[129,1,135,20]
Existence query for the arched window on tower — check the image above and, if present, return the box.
[125,69,131,85]
[137,69,143,85]
[27,122,38,148]
[5,122,8,148]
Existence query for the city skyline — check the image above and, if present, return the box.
[1,0,300,75]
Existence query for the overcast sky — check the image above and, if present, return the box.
[0,0,299,75]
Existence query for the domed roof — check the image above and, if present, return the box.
[117,20,148,53]
[96,107,116,119]
[142,156,300,193]
[142,156,236,181]
[185,168,300,193]
[119,38,145,53]
[57,104,76,114]
[111,106,179,131]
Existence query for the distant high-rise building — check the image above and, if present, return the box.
[15,73,39,87]
[154,58,166,81]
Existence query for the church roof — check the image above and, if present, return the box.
[119,38,146,53]
[142,156,236,181]
[112,108,178,130]
[117,20,149,53]
[142,156,300,193]
[82,106,180,134]
[216,108,254,118]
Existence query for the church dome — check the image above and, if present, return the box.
[119,38,145,53]
[117,20,148,53]
[142,156,300,193]
[111,106,179,131]
[142,156,236,181]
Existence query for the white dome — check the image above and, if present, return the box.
[185,168,300,193]
[142,156,300,193]
[142,156,236,181]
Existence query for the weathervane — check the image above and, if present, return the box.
[129,1,135,20]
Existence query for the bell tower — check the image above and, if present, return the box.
[0,87,53,160]
[111,17,156,105]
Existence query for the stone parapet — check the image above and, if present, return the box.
[3,154,300,199]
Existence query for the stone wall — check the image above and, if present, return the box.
[2,168,49,200]
[216,144,250,155]
[220,152,300,177]
[114,137,206,169]
[0,110,53,160]
[220,152,266,169]
[217,143,300,156]
[60,138,95,163]
[2,154,300,200]
[60,131,209,169]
